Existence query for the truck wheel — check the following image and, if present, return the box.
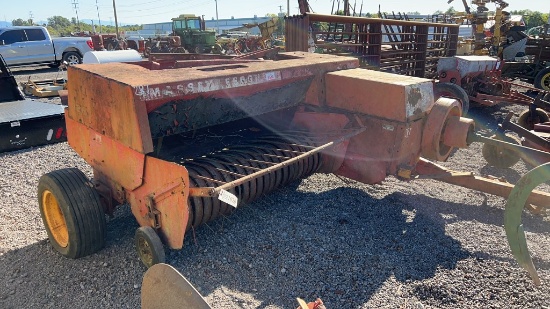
[62,51,82,65]
[135,226,166,268]
[37,168,106,259]
[517,108,550,130]
[482,134,521,168]
[434,82,470,116]
[534,67,550,91]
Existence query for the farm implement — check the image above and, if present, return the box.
[37,51,550,285]
[0,55,66,153]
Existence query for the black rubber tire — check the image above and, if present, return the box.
[534,67,550,91]
[135,226,166,268]
[434,82,470,116]
[62,51,82,66]
[517,108,550,130]
[37,168,106,259]
[482,134,521,168]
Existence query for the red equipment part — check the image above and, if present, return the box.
[37,52,550,286]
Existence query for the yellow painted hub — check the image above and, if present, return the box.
[42,190,69,248]
[541,73,550,91]
[138,237,153,266]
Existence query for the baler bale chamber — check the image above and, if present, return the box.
[37,52,478,267]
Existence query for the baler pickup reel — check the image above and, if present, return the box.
[187,127,366,205]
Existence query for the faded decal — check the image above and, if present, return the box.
[135,71,282,101]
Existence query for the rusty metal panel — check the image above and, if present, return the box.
[127,156,190,250]
[290,112,351,173]
[67,65,154,154]
[325,68,434,122]
[335,116,423,184]
[66,117,146,190]
[68,53,357,140]
[147,77,314,138]
[285,15,310,52]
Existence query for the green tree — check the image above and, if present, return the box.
[509,10,549,29]
[47,16,71,29]
[12,18,31,26]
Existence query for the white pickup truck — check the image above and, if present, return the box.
[0,26,93,67]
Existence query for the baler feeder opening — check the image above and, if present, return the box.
[150,118,365,231]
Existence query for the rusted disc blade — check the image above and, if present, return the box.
[142,263,211,309]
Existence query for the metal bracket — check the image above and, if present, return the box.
[145,196,161,229]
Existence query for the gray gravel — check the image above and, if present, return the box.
[1,66,550,308]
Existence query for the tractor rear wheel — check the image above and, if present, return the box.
[434,82,470,116]
[534,67,550,91]
[37,168,106,259]
[135,226,165,268]
[517,108,550,130]
[482,133,521,168]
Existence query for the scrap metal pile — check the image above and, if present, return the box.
[285,13,459,79]
[34,50,550,287]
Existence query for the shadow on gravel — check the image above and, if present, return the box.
[2,183,548,308]
[167,186,473,308]
[479,165,523,184]
[0,207,143,309]
[468,105,514,132]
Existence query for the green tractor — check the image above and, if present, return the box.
[171,14,218,53]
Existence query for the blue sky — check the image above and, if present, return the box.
[1,0,548,25]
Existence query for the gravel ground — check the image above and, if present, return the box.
[1,66,550,308]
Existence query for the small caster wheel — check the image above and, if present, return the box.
[135,226,165,268]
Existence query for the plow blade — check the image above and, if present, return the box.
[505,162,550,286]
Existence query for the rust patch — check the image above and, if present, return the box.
[407,87,422,107]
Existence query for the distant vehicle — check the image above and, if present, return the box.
[0,26,93,67]
[171,14,217,53]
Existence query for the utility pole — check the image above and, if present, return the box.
[96,0,102,33]
[215,0,219,34]
[28,11,33,25]
[71,0,80,30]
[112,0,120,39]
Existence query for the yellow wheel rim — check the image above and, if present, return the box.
[42,190,69,248]
[541,73,550,91]
[137,237,153,267]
